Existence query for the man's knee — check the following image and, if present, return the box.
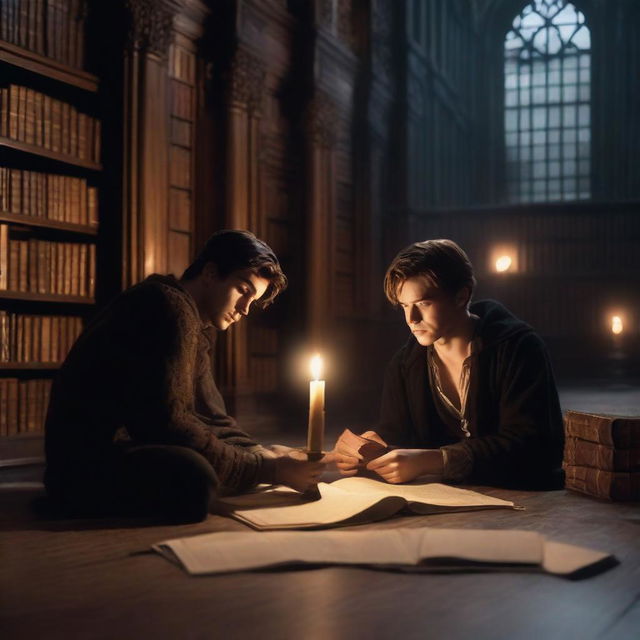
[122,445,219,523]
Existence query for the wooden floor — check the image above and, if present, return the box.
[1,381,639,640]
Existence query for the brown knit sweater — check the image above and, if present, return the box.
[45,274,274,496]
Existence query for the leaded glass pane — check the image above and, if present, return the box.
[504,0,591,202]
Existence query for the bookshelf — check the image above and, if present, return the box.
[0,1,99,462]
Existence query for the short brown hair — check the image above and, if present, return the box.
[182,230,287,308]
[384,239,476,306]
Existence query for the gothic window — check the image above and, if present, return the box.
[504,0,590,203]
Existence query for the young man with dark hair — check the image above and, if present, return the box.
[45,230,323,522]
[333,239,564,489]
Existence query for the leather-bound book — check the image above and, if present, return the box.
[564,411,640,448]
[564,463,640,501]
[564,436,640,472]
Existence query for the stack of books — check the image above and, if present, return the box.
[563,410,640,501]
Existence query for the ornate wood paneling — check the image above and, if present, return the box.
[408,201,640,373]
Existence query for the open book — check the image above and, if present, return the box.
[215,476,518,530]
[153,527,615,579]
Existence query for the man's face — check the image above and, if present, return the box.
[396,276,464,347]
[201,265,270,330]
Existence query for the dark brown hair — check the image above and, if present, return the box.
[384,239,476,306]
[181,230,287,308]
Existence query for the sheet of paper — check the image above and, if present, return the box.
[418,528,543,565]
[153,527,613,578]
[542,540,613,575]
[155,529,423,576]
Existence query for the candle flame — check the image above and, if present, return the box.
[310,354,323,380]
[495,255,512,272]
[611,316,623,335]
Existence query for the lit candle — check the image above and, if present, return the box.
[307,354,325,454]
[611,316,623,335]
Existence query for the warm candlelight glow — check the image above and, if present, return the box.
[611,316,623,335]
[310,354,323,380]
[495,255,512,272]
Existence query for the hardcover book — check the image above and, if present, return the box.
[564,411,640,448]
[564,436,640,472]
[564,463,640,501]
[216,476,518,531]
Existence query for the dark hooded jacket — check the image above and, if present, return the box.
[377,300,564,488]
[45,274,274,499]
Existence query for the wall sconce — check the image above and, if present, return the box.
[495,255,512,272]
[490,245,519,273]
[610,315,623,335]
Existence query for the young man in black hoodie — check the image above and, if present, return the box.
[333,239,564,488]
[45,230,324,522]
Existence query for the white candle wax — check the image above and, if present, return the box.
[307,355,325,453]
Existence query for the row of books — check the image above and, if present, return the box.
[0,377,52,436]
[0,0,86,69]
[0,311,82,363]
[0,225,96,297]
[0,84,101,164]
[0,167,98,226]
[564,410,639,501]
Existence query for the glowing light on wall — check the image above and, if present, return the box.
[490,245,519,273]
[495,255,513,272]
[611,316,623,335]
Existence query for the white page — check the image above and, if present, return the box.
[155,529,424,576]
[542,540,612,575]
[220,478,515,529]
[230,489,405,529]
[418,528,543,565]
[324,477,515,508]
[153,528,612,578]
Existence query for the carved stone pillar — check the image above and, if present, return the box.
[122,0,178,286]
[222,46,266,401]
[306,91,338,349]
[226,46,266,231]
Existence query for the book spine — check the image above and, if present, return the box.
[0,223,8,290]
[18,239,28,291]
[0,88,8,137]
[0,379,7,436]
[17,85,26,141]
[564,411,640,448]
[51,315,59,363]
[565,436,640,472]
[564,464,640,501]
[8,378,19,436]
[88,242,95,298]
[0,310,9,362]
[43,94,52,149]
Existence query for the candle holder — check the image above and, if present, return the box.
[301,449,324,501]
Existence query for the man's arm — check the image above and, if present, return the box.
[112,286,273,493]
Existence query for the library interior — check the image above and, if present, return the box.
[1,1,639,638]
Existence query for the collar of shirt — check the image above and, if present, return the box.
[427,324,481,438]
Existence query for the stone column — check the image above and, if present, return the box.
[305,90,338,349]
[222,45,266,402]
[122,0,179,286]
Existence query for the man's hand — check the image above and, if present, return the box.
[366,449,444,484]
[274,455,326,493]
[333,430,388,477]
